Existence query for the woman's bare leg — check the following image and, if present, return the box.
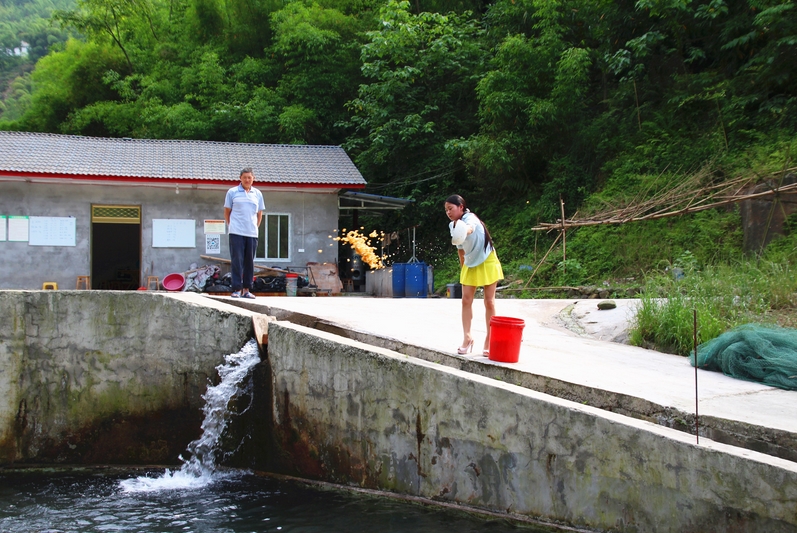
[483,282,498,353]
[460,284,476,349]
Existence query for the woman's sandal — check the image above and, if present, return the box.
[456,340,474,355]
[482,349,490,357]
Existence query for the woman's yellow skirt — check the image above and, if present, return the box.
[460,251,503,287]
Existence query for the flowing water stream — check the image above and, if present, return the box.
[120,338,262,493]
[0,340,555,533]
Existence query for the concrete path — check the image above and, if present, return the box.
[210,294,797,450]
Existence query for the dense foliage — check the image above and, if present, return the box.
[2,0,797,295]
[0,0,73,120]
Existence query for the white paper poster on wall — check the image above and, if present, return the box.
[152,219,196,248]
[204,220,226,234]
[0,216,6,241]
[205,234,221,254]
[29,216,77,246]
[8,216,29,242]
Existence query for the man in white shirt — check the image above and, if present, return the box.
[224,167,265,298]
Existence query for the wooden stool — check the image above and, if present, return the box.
[42,282,58,290]
[146,276,160,290]
[76,276,90,290]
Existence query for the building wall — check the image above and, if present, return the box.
[0,181,340,289]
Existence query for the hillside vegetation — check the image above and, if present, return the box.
[2,0,797,352]
[0,0,73,120]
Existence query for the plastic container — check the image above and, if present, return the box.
[488,316,525,363]
[285,273,298,297]
[404,262,427,298]
[162,273,185,292]
[391,263,406,298]
[450,221,468,245]
[446,283,462,299]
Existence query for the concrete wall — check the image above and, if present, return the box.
[0,291,256,464]
[740,174,797,254]
[0,181,340,289]
[267,321,797,533]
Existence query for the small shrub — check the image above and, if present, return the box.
[554,258,587,286]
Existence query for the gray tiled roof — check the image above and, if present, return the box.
[0,131,366,186]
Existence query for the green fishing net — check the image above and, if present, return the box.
[691,324,797,391]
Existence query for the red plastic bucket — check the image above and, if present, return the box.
[488,316,525,363]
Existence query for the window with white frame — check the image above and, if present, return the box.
[257,213,290,260]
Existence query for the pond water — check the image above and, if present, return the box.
[0,467,554,533]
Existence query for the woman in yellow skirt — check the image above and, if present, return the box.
[445,194,504,356]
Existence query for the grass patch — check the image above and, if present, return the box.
[629,260,797,356]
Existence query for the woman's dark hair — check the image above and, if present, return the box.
[445,194,495,252]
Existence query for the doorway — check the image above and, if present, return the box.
[91,205,141,290]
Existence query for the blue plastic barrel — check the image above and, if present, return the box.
[391,263,406,298]
[404,262,427,298]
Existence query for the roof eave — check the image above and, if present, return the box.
[0,170,366,190]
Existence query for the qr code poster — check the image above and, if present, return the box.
[205,234,221,254]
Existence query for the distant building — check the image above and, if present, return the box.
[11,41,28,57]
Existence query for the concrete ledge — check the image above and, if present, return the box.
[0,291,258,464]
[221,297,797,464]
[267,320,797,532]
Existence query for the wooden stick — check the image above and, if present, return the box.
[560,195,567,272]
[502,285,582,291]
[694,308,699,445]
[523,231,563,289]
[199,255,292,274]
[182,265,211,275]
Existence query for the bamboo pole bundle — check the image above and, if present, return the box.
[532,166,797,231]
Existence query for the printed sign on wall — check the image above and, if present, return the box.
[204,220,226,234]
[8,216,28,242]
[205,234,221,254]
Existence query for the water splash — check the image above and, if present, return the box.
[120,339,261,492]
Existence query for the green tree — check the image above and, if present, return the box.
[54,0,164,71]
[0,73,32,120]
[19,38,128,131]
[459,0,596,212]
[269,1,369,144]
[345,0,485,190]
